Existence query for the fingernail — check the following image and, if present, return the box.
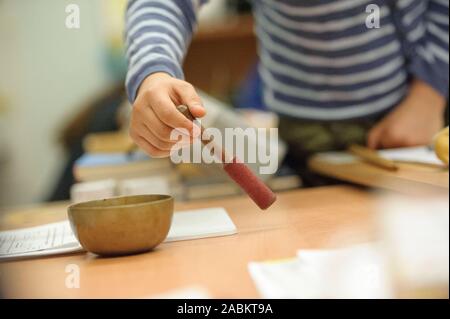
[190,103,205,114]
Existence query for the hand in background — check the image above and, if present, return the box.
[130,72,205,157]
[367,79,446,149]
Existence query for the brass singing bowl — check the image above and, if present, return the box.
[68,195,174,256]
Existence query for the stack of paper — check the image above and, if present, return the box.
[70,179,117,204]
[70,176,178,204]
[248,244,393,299]
[119,176,171,196]
[73,151,173,182]
[0,207,237,260]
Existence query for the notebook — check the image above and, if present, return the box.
[0,207,237,260]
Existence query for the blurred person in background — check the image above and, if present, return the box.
[125,0,448,184]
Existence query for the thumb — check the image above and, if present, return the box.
[175,82,206,118]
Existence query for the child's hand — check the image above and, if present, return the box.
[367,79,446,149]
[129,72,205,157]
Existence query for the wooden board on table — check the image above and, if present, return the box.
[309,153,448,195]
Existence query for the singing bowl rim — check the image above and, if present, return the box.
[68,194,173,211]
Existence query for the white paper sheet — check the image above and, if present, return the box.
[248,244,393,299]
[0,207,237,260]
[249,258,323,299]
[378,146,443,166]
[0,221,80,256]
[166,207,237,242]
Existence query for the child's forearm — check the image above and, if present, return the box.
[124,0,203,104]
[408,78,447,114]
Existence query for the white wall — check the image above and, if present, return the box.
[0,0,112,206]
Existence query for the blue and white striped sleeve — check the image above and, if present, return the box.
[125,0,207,103]
[408,0,449,98]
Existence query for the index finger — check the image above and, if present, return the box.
[150,93,194,133]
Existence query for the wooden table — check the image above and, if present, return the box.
[309,154,449,195]
[0,186,374,298]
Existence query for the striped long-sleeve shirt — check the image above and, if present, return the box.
[125,0,449,121]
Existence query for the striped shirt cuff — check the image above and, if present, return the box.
[126,60,184,104]
[409,56,449,98]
